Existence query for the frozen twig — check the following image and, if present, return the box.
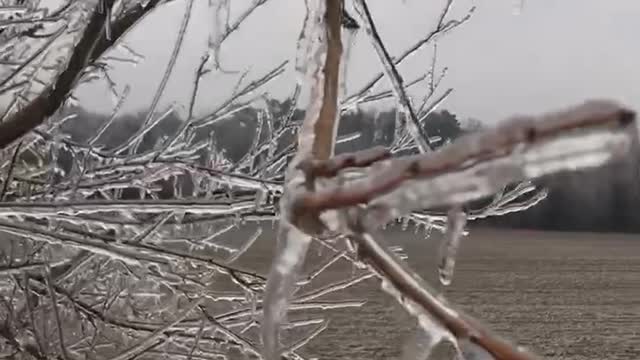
[298,100,636,214]
[0,0,165,150]
[282,99,635,360]
[342,0,474,110]
[353,0,433,153]
[350,229,539,360]
[262,1,343,359]
[1,1,636,359]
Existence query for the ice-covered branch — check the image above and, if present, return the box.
[298,100,636,216]
[350,229,539,360]
[353,0,433,153]
[1,1,636,359]
[342,0,474,110]
[276,99,636,359]
[0,0,166,150]
[262,1,344,359]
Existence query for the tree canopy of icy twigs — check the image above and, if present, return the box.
[0,0,636,359]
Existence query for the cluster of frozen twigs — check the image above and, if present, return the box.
[261,1,639,360]
[0,0,636,359]
[0,1,355,359]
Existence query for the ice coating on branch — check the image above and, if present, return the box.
[0,0,351,358]
[209,0,229,62]
[399,298,455,360]
[261,1,327,359]
[0,199,257,217]
[373,245,456,360]
[370,129,634,223]
[99,0,112,40]
[458,339,497,360]
[340,23,358,99]
[261,190,313,359]
[522,132,626,177]
[292,0,329,159]
[438,207,467,286]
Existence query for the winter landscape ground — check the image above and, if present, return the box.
[234,227,640,359]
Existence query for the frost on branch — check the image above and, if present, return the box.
[0,1,366,359]
[0,0,638,359]
[291,99,636,360]
[262,0,637,358]
[262,0,344,358]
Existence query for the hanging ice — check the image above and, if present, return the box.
[261,218,312,360]
[104,2,112,41]
[438,207,467,286]
[261,1,328,359]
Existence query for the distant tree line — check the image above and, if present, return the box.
[482,157,640,233]
[59,99,640,233]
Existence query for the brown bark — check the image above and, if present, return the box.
[311,0,343,160]
[299,100,635,212]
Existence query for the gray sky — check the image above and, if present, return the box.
[76,0,640,124]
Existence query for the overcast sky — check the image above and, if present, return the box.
[75,0,640,125]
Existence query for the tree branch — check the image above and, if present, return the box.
[311,0,343,160]
[350,229,539,360]
[298,100,636,213]
[353,0,433,152]
[0,0,165,150]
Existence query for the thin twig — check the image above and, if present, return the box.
[0,141,22,201]
[44,262,72,360]
[353,0,433,152]
[350,229,539,360]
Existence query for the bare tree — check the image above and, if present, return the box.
[0,1,636,360]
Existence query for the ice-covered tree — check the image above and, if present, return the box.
[0,1,636,359]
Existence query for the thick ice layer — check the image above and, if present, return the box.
[261,1,329,359]
[369,131,632,223]
[261,215,312,360]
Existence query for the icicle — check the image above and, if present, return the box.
[340,20,357,99]
[261,220,313,360]
[373,115,384,145]
[105,1,112,40]
[401,217,411,231]
[261,1,334,358]
[437,207,467,286]
[424,223,433,239]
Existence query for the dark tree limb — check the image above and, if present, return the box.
[0,0,166,150]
